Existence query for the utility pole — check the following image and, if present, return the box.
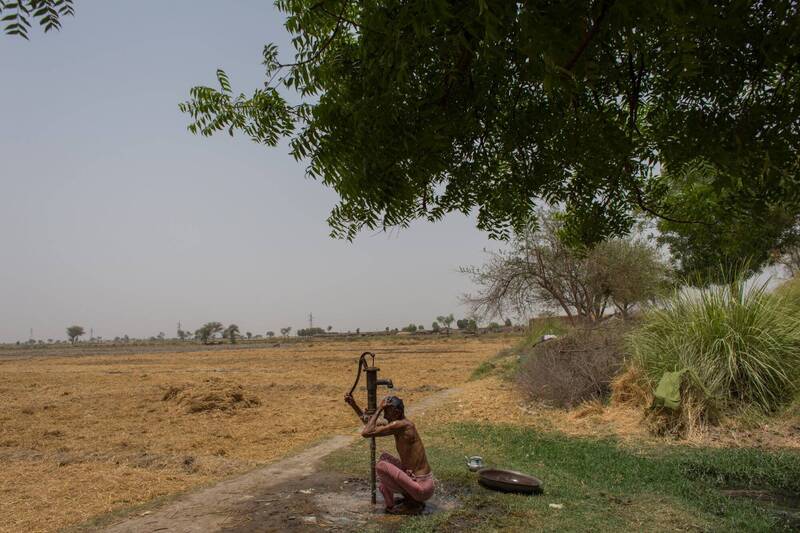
[29,328,33,340]
[309,312,313,329]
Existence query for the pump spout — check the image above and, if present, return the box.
[377,378,393,389]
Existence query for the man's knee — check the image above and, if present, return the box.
[376,459,391,475]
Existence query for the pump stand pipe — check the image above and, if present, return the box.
[348,352,393,505]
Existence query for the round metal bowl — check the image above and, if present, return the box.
[477,468,543,494]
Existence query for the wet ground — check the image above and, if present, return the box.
[221,471,459,532]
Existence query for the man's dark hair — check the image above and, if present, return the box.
[385,396,404,417]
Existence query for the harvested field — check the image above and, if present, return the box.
[0,335,513,533]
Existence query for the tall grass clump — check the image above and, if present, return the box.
[628,275,800,423]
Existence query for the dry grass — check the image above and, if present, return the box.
[425,373,800,452]
[610,365,652,408]
[0,336,513,533]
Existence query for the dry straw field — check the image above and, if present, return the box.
[0,336,513,532]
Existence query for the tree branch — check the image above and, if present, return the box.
[563,0,615,72]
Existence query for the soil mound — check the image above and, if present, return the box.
[162,378,261,414]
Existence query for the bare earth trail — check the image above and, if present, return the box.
[101,388,462,533]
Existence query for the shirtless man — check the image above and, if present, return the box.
[344,393,434,514]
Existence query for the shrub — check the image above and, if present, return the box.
[517,321,631,408]
[628,276,800,421]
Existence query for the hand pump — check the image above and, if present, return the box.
[348,351,393,504]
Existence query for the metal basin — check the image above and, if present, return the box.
[478,468,543,494]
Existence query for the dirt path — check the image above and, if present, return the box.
[100,388,461,533]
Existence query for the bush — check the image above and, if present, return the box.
[517,321,631,408]
[628,276,800,421]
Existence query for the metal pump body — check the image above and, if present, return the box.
[348,351,393,504]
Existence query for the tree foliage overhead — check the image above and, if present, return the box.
[1,0,74,39]
[181,0,800,243]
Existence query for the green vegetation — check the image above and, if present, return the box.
[222,324,240,344]
[194,322,223,344]
[1,0,74,39]
[456,318,477,332]
[66,325,85,344]
[628,277,800,420]
[182,2,800,260]
[297,327,326,336]
[326,423,800,531]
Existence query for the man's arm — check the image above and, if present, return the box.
[344,393,368,422]
[361,398,405,438]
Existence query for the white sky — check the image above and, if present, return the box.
[0,1,501,342]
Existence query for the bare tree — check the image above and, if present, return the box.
[463,209,666,323]
[462,210,609,323]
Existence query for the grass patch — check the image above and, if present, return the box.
[469,347,517,381]
[325,423,800,531]
[470,318,574,382]
[627,276,800,435]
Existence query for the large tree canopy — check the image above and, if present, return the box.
[180,0,800,243]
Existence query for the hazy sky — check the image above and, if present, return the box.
[0,1,500,342]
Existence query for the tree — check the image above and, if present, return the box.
[280,327,292,337]
[1,0,75,39]
[327,325,332,332]
[464,210,609,323]
[436,314,455,334]
[195,322,223,344]
[417,324,424,331]
[177,328,188,341]
[456,318,477,332]
[464,209,666,323]
[66,325,84,344]
[654,161,800,283]
[181,2,800,245]
[297,327,325,336]
[223,324,240,344]
[587,238,669,318]
[266,331,275,338]
[401,324,417,333]
[504,318,512,327]
[431,321,440,332]
[246,331,252,339]
[157,332,165,341]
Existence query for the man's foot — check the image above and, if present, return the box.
[385,501,425,515]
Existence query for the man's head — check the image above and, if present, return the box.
[383,395,405,421]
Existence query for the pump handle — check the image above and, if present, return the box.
[347,351,376,397]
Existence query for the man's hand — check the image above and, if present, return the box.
[378,397,388,410]
[344,393,356,406]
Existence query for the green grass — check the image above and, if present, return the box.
[470,318,574,382]
[628,276,800,415]
[324,423,800,532]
